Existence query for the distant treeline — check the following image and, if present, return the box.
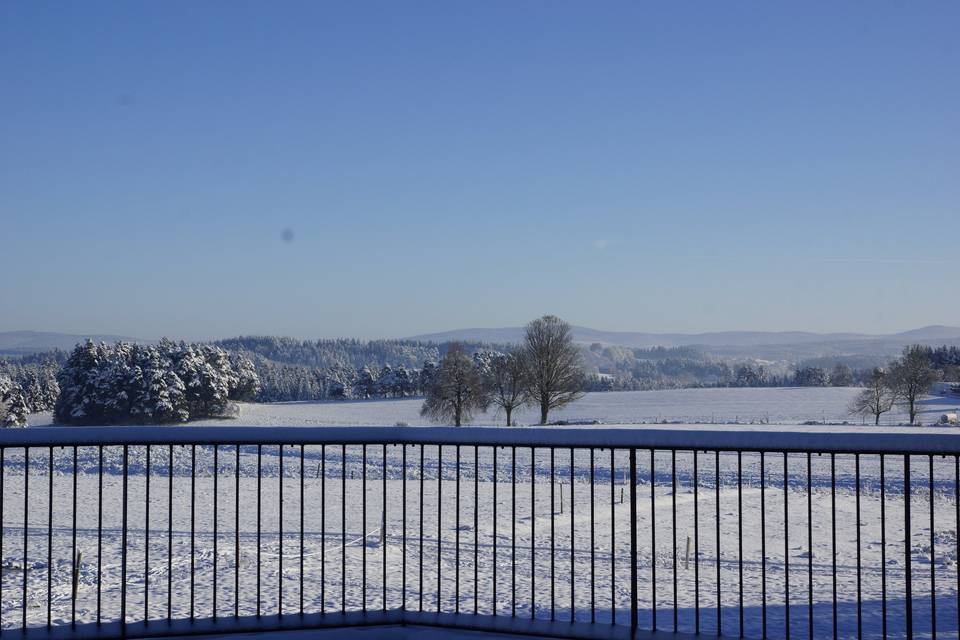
[4,337,958,426]
[214,336,504,403]
[581,344,873,391]
[214,336,448,370]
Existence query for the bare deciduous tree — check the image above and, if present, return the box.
[889,345,939,425]
[521,315,585,424]
[486,351,529,426]
[420,343,489,426]
[849,368,896,425]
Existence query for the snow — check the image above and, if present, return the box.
[1,437,958,638]
[7,387,960,639]
[26,386,960,429]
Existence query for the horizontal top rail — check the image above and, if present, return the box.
[1,424,959,454]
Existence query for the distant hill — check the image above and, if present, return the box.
[408,324,960,352]
[0,331,146,356]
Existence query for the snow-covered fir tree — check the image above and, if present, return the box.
[53,340,260,425]
[1,373,30,427]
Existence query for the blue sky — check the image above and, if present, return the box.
[1,2,957,340]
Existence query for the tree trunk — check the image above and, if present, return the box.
[875,412,880,426]
[909,400,916,425]
[505,406,512,427]
[540,399,549,425]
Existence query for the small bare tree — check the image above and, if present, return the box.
[486,351,529,426]
[849,368,896,426]
[420,343,489,426]
[889,345,939,425]
[521,315,585,424]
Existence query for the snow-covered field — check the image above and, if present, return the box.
[8,387,960,639]
[27,386,960,429]
[1,439,958,639]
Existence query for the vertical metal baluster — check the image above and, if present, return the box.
[570,448,575,623]
[675,449,680,633]
[455,445,460,613]
[235,445,240,619]
[24,446,30,629]
[438,445,443,612]
[610,448,615,625]
[419,445,424,612]
[96,446,104,624]
[929,455,936,640]
[474,445,479,616]
[213,445,217,619]
[145,445,151,622]
[190,445,196,620]
[590,448,595,624]
[718,451,723,637]
[321,445,326,614]
[47,446,53,628]
[694,450,700,635]
[831,453,837,640]
[121,444,129,628]
[512,446,517,618]
[784,452,789,640]
[856,454,862,639]
[880,455,887,640]
[738,451,743,638]
[807,453,813,640]
[904,455,913,639]
[167,445,172,621]
[493,447,498,616]
[383,444,387,611]
[300,445,305,615]
[651,449,656,632]
[257,444,262,617]
[362,444,366,612]
[629,448,638,635]
[550,447,555,621]
[530,446,539,617]
[341,444,346,612]
[402,445,407,611]
[279,445,284,615]
[761,451,766,640]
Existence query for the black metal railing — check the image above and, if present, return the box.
[0,426,957,639]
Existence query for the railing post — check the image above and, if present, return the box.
[904,454,912,638]
[629,447,638,636]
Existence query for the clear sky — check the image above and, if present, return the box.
[1,2,957,341]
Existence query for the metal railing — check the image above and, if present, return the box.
[0,425,958,639]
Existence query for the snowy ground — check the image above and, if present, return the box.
[10,388,960,638]
[27,386,960,429]
[1,439,958,639]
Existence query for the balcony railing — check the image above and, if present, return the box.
[0,425,958,639]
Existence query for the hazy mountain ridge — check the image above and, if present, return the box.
[0,331,147,356]
[4,325,960,360]
[409,325,960,351]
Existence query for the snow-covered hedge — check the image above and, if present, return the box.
[53,340,259,425]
